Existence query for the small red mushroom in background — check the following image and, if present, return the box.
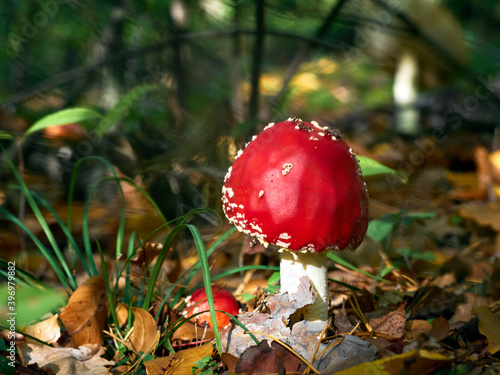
[222,118,369,322]
[182,286,239,328]
[42,123,88,143]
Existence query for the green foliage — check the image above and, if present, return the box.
[0,285,65,327]
[97,83,162,133]
[192,356,218,375]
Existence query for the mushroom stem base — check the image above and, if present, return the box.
[279,250,328,322]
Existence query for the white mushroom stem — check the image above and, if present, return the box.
[393,49,420,136]
[279,250,328,322]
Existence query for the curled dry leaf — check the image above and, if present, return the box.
[59,276,108,347]
[130,307,159,354]
[25,314,61,345]
[143,341,213,375]
[18,342,114,375]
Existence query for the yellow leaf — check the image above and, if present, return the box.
[144,342,214,375]
[130,307,159,354]
[473,306,500,354]
[333,350,451,375]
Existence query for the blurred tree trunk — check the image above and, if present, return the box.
[169,0,189,128]
[231,0,244,124]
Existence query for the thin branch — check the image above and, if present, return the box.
[1,29,341,109]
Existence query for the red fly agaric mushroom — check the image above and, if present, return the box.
[222,118,369,322]
[183,286,239,328]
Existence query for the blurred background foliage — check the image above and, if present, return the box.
[1,0,500,228]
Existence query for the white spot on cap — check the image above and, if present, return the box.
[279,233,291,240]
[282,163,293,176]
[258,190,264,198]
[239,204,244,209]
[276,240,291,248]
[318,132,325,137]
[309,136,319,141]
[250,223,263,233]
[263,122,275,131]
[223,187,234,198]
[235,149,244,159]
[224,166,232,181]
[311,120,319,127]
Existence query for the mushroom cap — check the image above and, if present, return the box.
[222,119,369,253]
[183,286,239,328]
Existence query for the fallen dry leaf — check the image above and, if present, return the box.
[18,342,114,374]
[25,314,61,345]
[220,352,239,374]
[59,276,108,347]
[313,335,377,374]
[473,306,500,354]
[235,340,306,374]
[406,319,432,340]
[428,316,450,341]
[129,307,159,354]
[169,309,215,343]
[115,302,129,327]
[143,341,214,375]
[220,277,319,359]
[367,302,406,339]
[457,202,500,232]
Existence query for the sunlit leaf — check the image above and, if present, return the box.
[24,108,102,137]
[357,155,407,182]
[59,276,108,347]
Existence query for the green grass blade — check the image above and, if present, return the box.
[18,189,91,277]
[0,259,49,290]
[143,209,222,310]
[2,150,76,290]
[327,252,392,283]
[142,226,184,309]
[67,156,125,276]
[0,207,71,292]
[169,227,237,308]
[218,311,260,346]
[96,239,122,340]
[122,231,136,306]
[186,224,222,354]
[190,265,280,293]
